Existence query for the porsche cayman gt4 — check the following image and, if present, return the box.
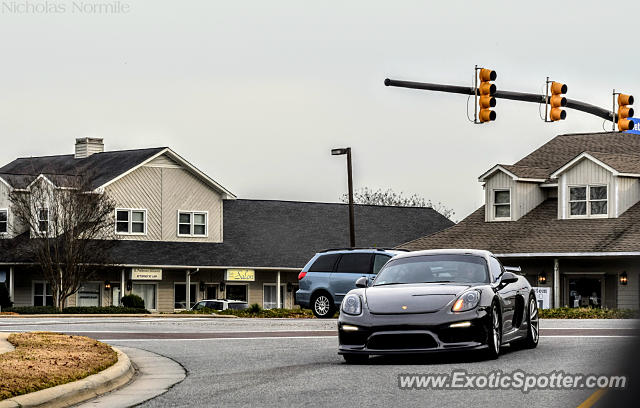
[338,249,539,363]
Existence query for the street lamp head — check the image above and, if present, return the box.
[331,148,349,156]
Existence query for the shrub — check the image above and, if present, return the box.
[0,284,12,309]
[539,307,638,319]
[63,306,149,314]
[5,306,150,314]
[5,306,59,314]
[248,303,261,313]
[121,294,145,309]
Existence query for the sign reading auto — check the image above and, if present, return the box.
[225,269,255,281]
[131,268,162,280]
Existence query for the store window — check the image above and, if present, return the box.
[226,284,248,302]
[263,284,285,309]
[132,283,156,310]
[174,283,197,309]
[33,281,53,306]
[77,282,101,307]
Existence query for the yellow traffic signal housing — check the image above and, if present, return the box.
[617,94,635,131]
[549,82,567,121]
[478,68,496,122]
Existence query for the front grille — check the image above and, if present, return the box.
[367,332,437,350]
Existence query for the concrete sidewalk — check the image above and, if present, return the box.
[74,346,186,408]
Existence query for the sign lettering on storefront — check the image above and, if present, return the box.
[131,268,162,280]
[225,269,255,281]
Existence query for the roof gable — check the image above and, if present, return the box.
[478,164,548,182]
[549,151,640,179]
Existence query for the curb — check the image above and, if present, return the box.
[0,313,237,318]
[0,341,134,408]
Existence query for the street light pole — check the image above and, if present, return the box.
[331,147,356,248]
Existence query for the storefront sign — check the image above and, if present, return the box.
[131,268,162,281]
[533,287,551,309]
[225,269,255,281]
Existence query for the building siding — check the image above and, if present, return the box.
[105,154,223,242]
[617,176,640,216]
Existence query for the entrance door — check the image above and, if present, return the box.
[112,286,121,306]
[206,285,218,300]
[567,277,602,308]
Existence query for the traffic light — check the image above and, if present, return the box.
[548,81,567,121]
[478,68,496,122]
[617,94,634,131]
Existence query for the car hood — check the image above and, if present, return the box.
[365,283,471,314]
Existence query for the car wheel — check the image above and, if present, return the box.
[311,292,335,318]
[511,294,540,350]
[343,354,368,364]
[484,302,502,360]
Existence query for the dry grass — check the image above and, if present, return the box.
[0,332,117,400]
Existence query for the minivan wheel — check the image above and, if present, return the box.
[311,293,336,318]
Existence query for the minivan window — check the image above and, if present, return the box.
[308,254,341,272]
[335,253,372,274]
[373,254,392,274]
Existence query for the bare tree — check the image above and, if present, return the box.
[341,187,456,220]
[9,174,116,311]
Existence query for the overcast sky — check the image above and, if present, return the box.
[1,1,637,220]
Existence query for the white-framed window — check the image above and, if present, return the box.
[76,282,102,307]
[493,189,511,219]
[263,284,285,309]
[0,209,7,234]
[177,211,207,237]
[569,185,608,217]
[37,208,49,233]
[115,209,147,235]
[174,282,197,309]
[131,283,157,310]
[33,281,53,306]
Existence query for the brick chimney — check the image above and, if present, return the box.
[74,137,104,159]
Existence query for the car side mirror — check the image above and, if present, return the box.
[355,276,368,288]
[499,271,519,286]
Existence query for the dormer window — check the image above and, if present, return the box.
[493,190,511,219]
[569,185,607,217]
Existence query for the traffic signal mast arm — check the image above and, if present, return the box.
[384,78,620,123]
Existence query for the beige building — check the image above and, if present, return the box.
[0,138,453,312]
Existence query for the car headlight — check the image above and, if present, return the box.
[342,294,362,315]
[451,290,481,312]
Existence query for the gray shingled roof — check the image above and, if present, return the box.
[0,199,454,268]
[0,147,166,189]
[400,198,640,254]
[516,131,640,177]
[499,165,550,180]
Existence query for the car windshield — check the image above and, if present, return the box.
[373,254,490,285]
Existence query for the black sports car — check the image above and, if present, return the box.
[338,249,539,363]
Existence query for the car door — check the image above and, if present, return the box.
[329,253,373,304]
[371,254,392,285]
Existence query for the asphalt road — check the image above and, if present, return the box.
[0,317,637,408]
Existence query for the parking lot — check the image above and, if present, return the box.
[0,317,636,407]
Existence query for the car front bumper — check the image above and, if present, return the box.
[338,309,491,355]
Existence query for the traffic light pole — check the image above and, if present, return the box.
[384,78,620,123]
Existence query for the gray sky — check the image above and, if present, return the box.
[1,0,637,219]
